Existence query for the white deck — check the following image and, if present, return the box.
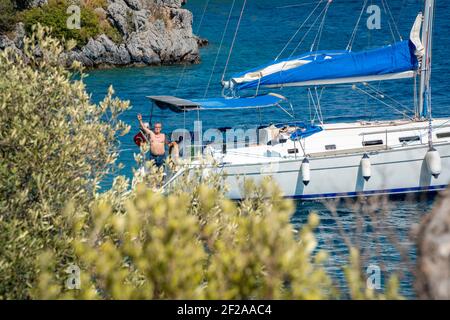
[205,118,450,199]
[215,118,450,164]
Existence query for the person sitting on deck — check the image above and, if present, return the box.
[137,114,170,168]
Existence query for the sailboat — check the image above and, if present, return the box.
[142,0,449,200]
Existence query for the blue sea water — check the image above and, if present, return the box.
[84,0,450,298]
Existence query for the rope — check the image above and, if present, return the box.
[308,89,313,123]
[353,85,414,120]
[308,88,323,124]
[275,0,324,61]
[310,1,330,53]
[204,0,237,98]
[382,0,403,41]
[364,82,414,114]
[289,2,330,58]
[221,0,247,82]
[276,2,324,9]
[380,0,397,43]
[414,72,418,118]
[364,84,402,111]
[314,87,324,124]
[175,0,210,92]
[346,0,368,51]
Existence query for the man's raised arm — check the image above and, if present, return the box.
[137,113,153,136]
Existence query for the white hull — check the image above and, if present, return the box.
[220,142,450,200]
[210,119,450,200]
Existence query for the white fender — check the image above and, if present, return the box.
[361,153,371,181]
[425,148,442,178]
[301,158,310,186]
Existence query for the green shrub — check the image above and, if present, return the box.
[0,0,16,33]
[0,24,130,299]
[81,0,108,10]
[19,0,120,47]
[32,178,334,299]
[33,175,403,300]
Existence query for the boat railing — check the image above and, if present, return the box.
[359,123,450,136]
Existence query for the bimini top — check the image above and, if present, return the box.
[147,93,287,113]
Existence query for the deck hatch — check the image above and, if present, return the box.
[437,132,450,139]
[362,139,383,146]
[399,136,420,143]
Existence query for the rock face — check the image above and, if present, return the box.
[69,0,200,67]
[2,0,201,68]
[0,23,26,58]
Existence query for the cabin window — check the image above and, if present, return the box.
[362,139,383,146]
[437,132,450,139]
[279,138,288,143]
[288,148,299,154]
[399,136,420,143]
[325,144,336,150]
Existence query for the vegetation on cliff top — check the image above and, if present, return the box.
[0,0,16,33]
[1,0,121,46]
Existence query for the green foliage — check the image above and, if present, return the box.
[1,26,404,300]
[32,176,337,299]
[0,24,130,299]
[81,0,108,10]
[0,0,16,33]
[32,160,404,300]
[19,0,121,47]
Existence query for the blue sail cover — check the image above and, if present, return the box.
[230,40,419,90]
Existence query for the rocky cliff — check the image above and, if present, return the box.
[0,0,204,68]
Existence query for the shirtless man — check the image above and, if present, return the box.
[137,114,168,167]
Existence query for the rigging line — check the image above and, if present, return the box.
[364,82,414,113]
[382,0,403,41]
[364,83,413,114]
[310,0,330,54]
[413,72,418,117]
[380,0,397,43]
[319,87,325,121]
[346,0,368,51]
[176,0,210,92]
[289,2,330,58]
[275,0,324,60]
[395,0,408,35]
[353,85,414,120]
[276,2,323,9]
[308,88,321,123]
[221,0,248,83]
[308,89,317,123]
[308,89,313,123]
[203,0,237,98]
[314,87,324,124]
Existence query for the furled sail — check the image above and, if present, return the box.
[410,13,425,59]
[224,18,424,91]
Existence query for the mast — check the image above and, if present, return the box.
[418,0,435,119]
